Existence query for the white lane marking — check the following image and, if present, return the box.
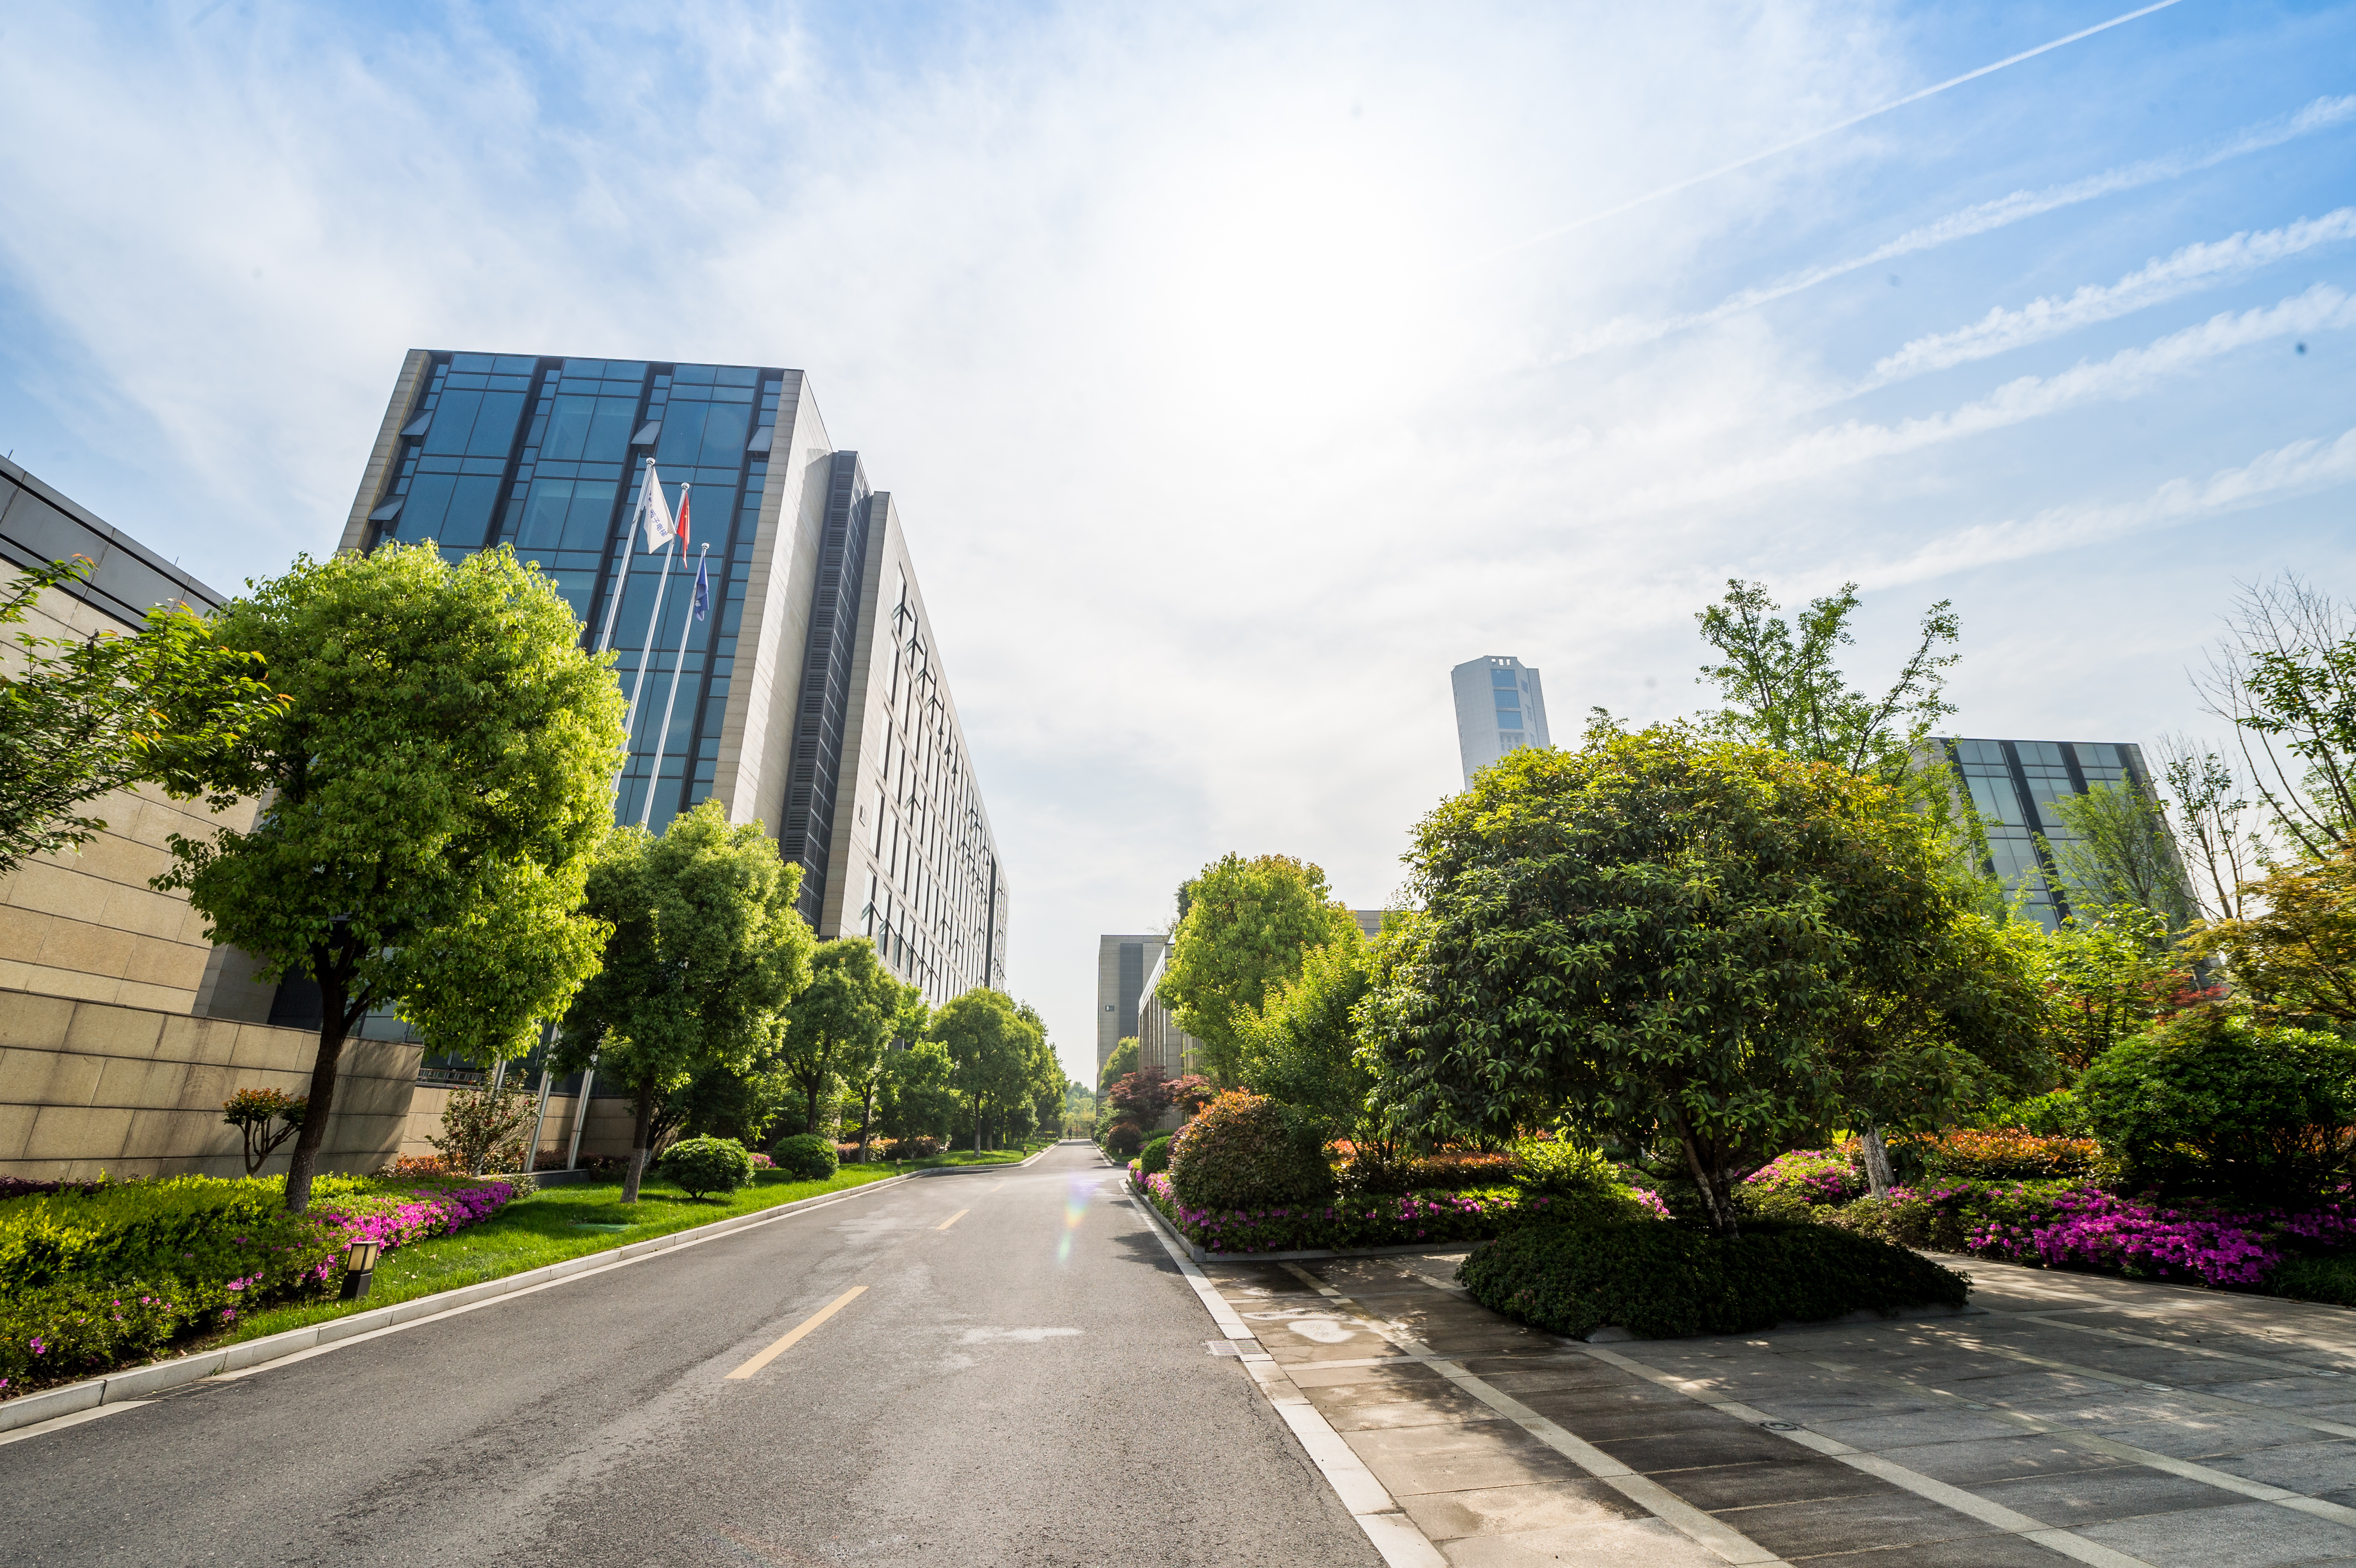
[0,1400,149,1448]
[726,1285,867,1380]
[1124,1189,1445,1568]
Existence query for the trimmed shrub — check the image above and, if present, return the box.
[1742,1148,1859,1206]
[1902,1128,2109,1184]
[2273,1254,2356,1308]
[770,1133,839,1181]
[1100,1122,1146,1160]
[2079,1012,2356,1199]
[1460,1216,1968,1339]
[1167,1091,1334,1213]
[1138,1135,1175,1176]
[660,1137,756,1199]
[899,1134,944,1159]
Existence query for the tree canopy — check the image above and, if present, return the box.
[780,938,914,1136]
[1232,925,1375,1140]
[158,543,623,1212]
[2,556,286,879]
[1157,852,1362,1084]
[1365,727,2037,1234]
[556,800,816,1200]
[929,988,1045,1151]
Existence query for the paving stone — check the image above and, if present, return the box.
[1508,1382,1698,1418]
[1462,1361,1637,1395]
[1969,1467,2243,1524]
[1531,1403,1743,1443]
[1657,1456,1892,1511]
[1717,1486,2002,1557]
[1587,1425,1798,1473]
[1800,1406,2035,1449]
[1397,1477,1647,1541]
[1879,1434,2141,1486]
[2075,1497,2356,1568]
[2093,1412,2334,1459]
[1309,1379,1510,1432]
[1436,1514,1731,1567]
[1346,1423,1592,1497]
[2196,1437,2356,1494]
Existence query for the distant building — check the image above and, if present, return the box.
[1918,736,2165,928]
[1134,942,1205,1085]
[1095,933,1166,1080]
[1451,655,1551,788]
[1351,909,1386,942]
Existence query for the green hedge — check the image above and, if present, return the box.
[770,1134,838,1182]
[1167,1091,1331,1212]
[1459,1216,1970,1339]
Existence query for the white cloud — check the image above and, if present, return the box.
[1874,208,2356,380]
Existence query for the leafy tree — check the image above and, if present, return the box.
[2155,733,2267,922]
[2041,781,2197,930]
[1367,728,2035,1235]
[1995,905,2212,1072]
[158,544,624,1212]
[1233,929,1375,1139]
[220,1089,304,1176]
[2196,574,2356,860]
[1,556,287,880]
[1157,853,1362,1084]
[779,940,909,1137]
[2188,849,2356,1026]
[1097,1035,1138,1095]
[1106,1069,1171,1130]
[556,801,817,1201]
[670,1053,797,1150]
[878,1040,958,1149]
[1694,578,1959,787]
[1017,1001,1064,1138]
[930,988,1042,1151]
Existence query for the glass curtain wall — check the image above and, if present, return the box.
[1941,737,2149,929]
[349,351,784,1050]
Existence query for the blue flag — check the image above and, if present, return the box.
[692,553,710,622]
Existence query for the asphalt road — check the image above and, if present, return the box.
[0,1143,1379,1568]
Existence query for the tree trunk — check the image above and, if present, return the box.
[1668,1107,1738,1237]
[284,955,356,1214]
[973,1094,983,1153]
[623,1082,654,1203]
[1858,1120,1896,1200]
[856,1078,878,1163]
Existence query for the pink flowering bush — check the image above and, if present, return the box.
[1745,1149,1860,1206]
[1959,1187,2355,1287]
[1,1174,516,1400]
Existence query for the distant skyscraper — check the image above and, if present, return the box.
[1095,933,1166,1079]
[1451,655,1551,788]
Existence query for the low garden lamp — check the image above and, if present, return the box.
[339,1238,382,1301]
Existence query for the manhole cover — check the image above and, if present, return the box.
[1760,1421,1801,1431]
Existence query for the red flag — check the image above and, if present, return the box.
[675,486,691,548]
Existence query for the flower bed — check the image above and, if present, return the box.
[1134,1169,1669,1254]
[0,1173,517,1401]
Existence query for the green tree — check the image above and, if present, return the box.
[1157,853,1361,1084]
[2041,782,2195,930]
[1694,578,1959,787]
[781,939,916,1140]
[2196,575,2356,860]
[1233,927,1375,1139]
[556,801,817,1201]
[157,544,623,1212]
[1994,905,2202,1072]
[2189,849,2356,1026]
[1017,1000,1063,1138]
[1097,1035,1138,1095]
[1367,729,2031,1235]
[930,989,1041,1151]
[2,556,286,879]
[878,1040,958,1148]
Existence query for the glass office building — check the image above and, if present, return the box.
[1921,736,2157,928]
[330,348,1009,1016]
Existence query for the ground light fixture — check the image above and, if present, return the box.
[339,1238,382,1301]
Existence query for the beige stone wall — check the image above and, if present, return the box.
[395,1082,637,1165]
[0,582,261,1014]
[0,991,422,1181]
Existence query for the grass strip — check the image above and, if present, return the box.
[211,1164,905,1347]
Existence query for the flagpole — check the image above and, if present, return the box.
[594,456,657,655]
[621,538,677,756]
[641,540,711,830]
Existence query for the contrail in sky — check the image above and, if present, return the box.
[1479,0,2194,264]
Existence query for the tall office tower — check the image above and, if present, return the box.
[1450,655,1551,788]
[1918,737,2182,929]
[341,350,1009,1005]
[1096,933,1168,1080]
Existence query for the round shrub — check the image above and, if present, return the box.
[1460,1216,1969,1340]
[770,1133,839,1181]
[2079,1012,2356,1199]
[1138,1134,1175,1176]
[1166,1091,1333,1213]
[1100,1122,1145,1160]
[899,1134,944,1159]
[660,1136,754,1200]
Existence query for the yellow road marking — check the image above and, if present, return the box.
[725,1285,866,1380]
[936,1208,971,1230]
[987,1181,1008,1193]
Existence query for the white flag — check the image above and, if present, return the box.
[636,460,677,551]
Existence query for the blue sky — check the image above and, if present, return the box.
[4,1,2354,1078]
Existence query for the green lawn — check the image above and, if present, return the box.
[214,1163,906,1347]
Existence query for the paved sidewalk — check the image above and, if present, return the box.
[1193,1246,2356,1567]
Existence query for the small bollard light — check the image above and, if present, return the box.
[339,1238,382,1301]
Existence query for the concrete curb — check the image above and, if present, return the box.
[0,1170,919,1436]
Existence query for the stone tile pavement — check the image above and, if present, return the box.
[1193,1245,2356,1567]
